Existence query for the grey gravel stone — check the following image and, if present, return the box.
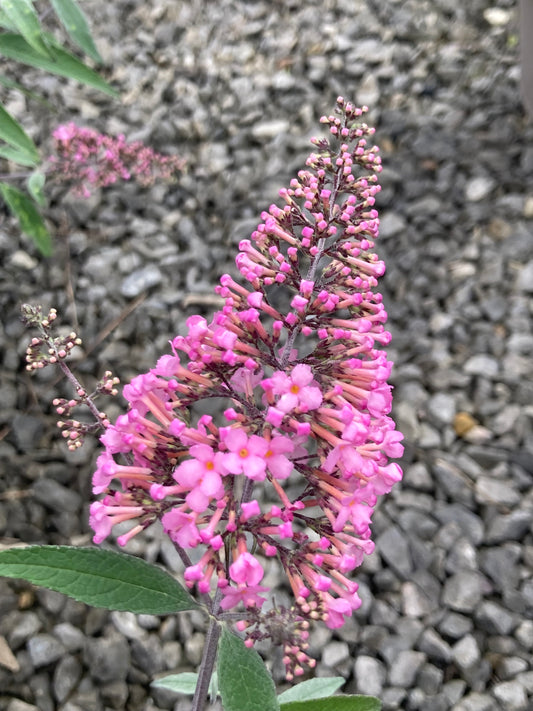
[485,510,533,544]
[8,612,42,649]
[434,505,485,545]
[120,264,163,297]
[515,620,533,650]
[417,628,452,664]
[52,655,82,703]
[322,640,350,668]
[516,260,533,292]
[474,476,520,507]
[84,635,130,682]
[492,680,528,710]
[495,656,529,680]
[452,634,481,672]
[11,415,44,452]
[463,355,499,377]
[27,634,66,668]
[6,701,40,711]
[475,600,515,635]
[376,525,413,579]
[465,176,496,202]
[32,478,82,513]
[417,662,443,695]
[52,623,86,652]
[442,571,484,613]
[388,650,426,687]
[479,545,521,592]
[354,655,386,696]
[452,692,497,711]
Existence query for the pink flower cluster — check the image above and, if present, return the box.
[90,98,403,677]
[50,123,185,197]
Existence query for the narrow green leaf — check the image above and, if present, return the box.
[0,144,38,167]
[49,0,102,63]
[279,695,382,711]
[0,8,18,31]
[0,74,55,107]
[0,545,199,614]
[0,182,52,255]
[0,104,39,162]
[0,34,117,96]
[278,678,346,703]
[1,0,51,57]
[152,671,219,698]
[218,627,279,711]
[27,170,46,206]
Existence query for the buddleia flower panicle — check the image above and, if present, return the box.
[90,97,403,679]
[49,123,185,197]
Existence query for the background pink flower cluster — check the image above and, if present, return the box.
[50,123,184,197]
[89,97,403,673]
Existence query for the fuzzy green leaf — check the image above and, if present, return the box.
[278,678,346,703]
[218,627,279,711]
[152,671,219,700]
[0,182,51,254]
[0,34,117,96]
[49,0,102,63]
[279,696,382,711]
[27,170,46,206]
[1,0,50,57]
[0,545,198,613]
[152,672,201,696]
[0,104,39,163]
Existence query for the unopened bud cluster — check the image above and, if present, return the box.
[22,305,119,450]
[53,371,119,450]
[24,310,81,371]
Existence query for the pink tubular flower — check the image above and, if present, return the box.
[173,444,225,512]
[261,364,323,414]
[219,427,269,481]
[90,98,403,680]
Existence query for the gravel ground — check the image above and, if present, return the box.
[1,0,532,710]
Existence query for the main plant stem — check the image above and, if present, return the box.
[191,614,222,711]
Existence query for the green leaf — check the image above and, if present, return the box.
[49,0,102,63]
[218,627,279,711]
[279,696,382,711]
[0,104,39,163]
[0,9,18,31]
[0,34,117,96]
[0,144,38,166]
[152,671,219,699]
[0,73,55,108]
[0,545,199,614]
[0,182,52,255]
[27,170,46,206]
[152,672,200,696]
[278,678,346,703]
[1,0,51,57]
